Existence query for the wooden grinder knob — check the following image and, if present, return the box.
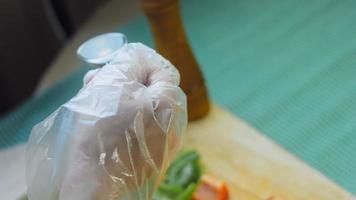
[141,0,210,121]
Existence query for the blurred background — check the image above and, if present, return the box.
[0,0,138,115]
[1,0,356,199]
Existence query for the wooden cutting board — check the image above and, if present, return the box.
[183,105,355,200]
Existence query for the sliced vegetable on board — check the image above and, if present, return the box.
[153,151,201,200]
[154,150,229,200]
[192,175,229,200]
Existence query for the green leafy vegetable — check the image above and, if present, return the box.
[153,151,201,200]
[175,183,197,200]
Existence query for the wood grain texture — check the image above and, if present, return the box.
[141,0,210,121]
[183,105,355,200]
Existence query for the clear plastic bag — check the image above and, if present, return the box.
[26,43,187,200]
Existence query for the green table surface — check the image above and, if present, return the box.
[1,0,356,194]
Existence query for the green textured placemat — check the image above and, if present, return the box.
[1,0,356,194]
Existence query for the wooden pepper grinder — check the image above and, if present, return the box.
[141,0,210,121]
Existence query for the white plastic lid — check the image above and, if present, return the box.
[77,32,127,67]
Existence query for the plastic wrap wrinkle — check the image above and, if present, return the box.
[26,43,187,200]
